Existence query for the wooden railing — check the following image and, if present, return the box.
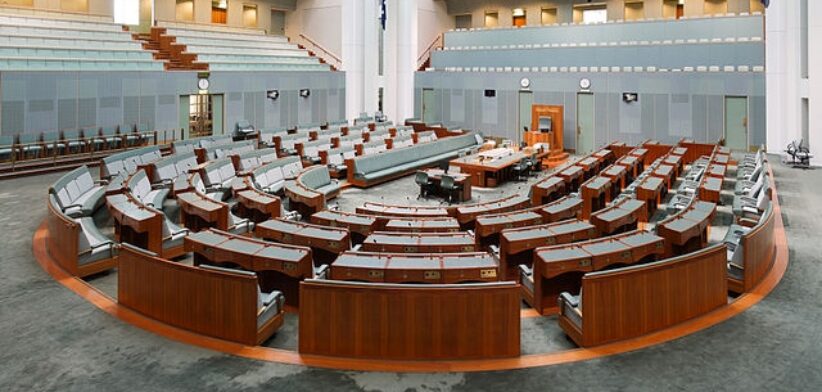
[417,34,443,70]
[297,33,342,70]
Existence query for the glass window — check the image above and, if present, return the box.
[582,8,607,24]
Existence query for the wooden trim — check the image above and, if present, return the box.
[31,166,790,372]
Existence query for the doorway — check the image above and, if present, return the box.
[512,8,526,27]
[270,9,286,35]
[576,93,595,154]
[724,96,748,151]
[422,88,436,123]
[183,94,223,139]
[518,90,533,144]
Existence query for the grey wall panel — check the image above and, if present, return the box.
[594,93,609,149]
[1,71,346,136]
[707,95,724,143]
[57,99,77,131]
[750,95,766,147]
[416,71,765,147]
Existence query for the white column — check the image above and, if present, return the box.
[384,0,418,123]
[341,0,365,120]
[765,0,802,154]
[808,1,822,165]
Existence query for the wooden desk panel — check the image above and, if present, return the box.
[330,251,499,284]
[474,210,543,247]
[255,219,351,266]
[360,232,476,254]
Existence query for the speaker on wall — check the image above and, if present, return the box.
[267,90,280,100]
[299,89,311,98]
[484,89,496,97]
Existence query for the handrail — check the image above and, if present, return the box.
[417,34,443,69]
[297,33,342,69]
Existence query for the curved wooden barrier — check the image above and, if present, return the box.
[298,280,520,360]
[735,205,776,293]
[559,244,727,347]
[118,244,284,346]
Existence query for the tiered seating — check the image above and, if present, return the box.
[319,145,356,178]
[232,148,280,173]
[107,191,188,259]
[100,146,163,180]
[156,21,330,72]
[433,13,764,72]
[46,166,115,276]
[149,152,199,194]
[0,12,162,71]
[284,165,340,216]
[176,173,252,234]
[247,156,303,195]
[48,166,105,218]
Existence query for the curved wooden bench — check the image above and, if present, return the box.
[498,219,597,280]
[727,202,776,294]
[656,200,716,257]
[299,279,519,360]
[119,244,285,345]
[383,217,461,233]
[184,228,312,305]
[558,244,727,347]
[455,195,531,229]
[361,231,476,253]
[521,230,665,315]
[329,251,499,284]
[255,218,350,266]
[531,175,566,206]
[474,209,544,248]
[536,195,583,223]
[589,196,647,235]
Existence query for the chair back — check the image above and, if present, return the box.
[415,171,430,186]
[441,175,455,189]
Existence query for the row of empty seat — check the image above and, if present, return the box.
[433,65,765,73]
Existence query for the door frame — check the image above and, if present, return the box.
[724,95,749,151]
[576,92,594,154]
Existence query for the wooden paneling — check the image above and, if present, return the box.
[564,244,728,347]
[740,205,776,292]
[299,280,520,360]
[118,245,281,346]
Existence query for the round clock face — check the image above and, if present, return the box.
[198,78,210,90]
[579,78,591,90]
[520,77,531,89]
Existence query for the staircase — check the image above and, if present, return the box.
[297,44,337,71]
[132,27,208,71]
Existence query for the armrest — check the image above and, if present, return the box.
[489,245,500,256]
[737,217,758,227]
[559,292,579,308]
[518,264,533,277]
[740,196,756,204]
[261,291,280,307]
[315,264,330,279]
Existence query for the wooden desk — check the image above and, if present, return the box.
[454,195,531,229]
[107,194,166,257]
[615,155,640,181]
[651,164,676,190]
[537,196,583,223]
[310,210,377,243]
[656,201,716,257]
[629,148,648,171]
[236,189,281,223]
[384,217,461,233]
[698,176,723,204]
[284,180,325,217]
[557,165,584,193]
[575,156,601,180]
[636,176,665,217]
[499,219,596,280]
[176,191,229,232]
[662,154,683,177]
[524,230,665,315]
[421,168,472,202]
[589,197,647,235]
[706,163,727,179]
[592,148,615,166]
[184,229,313,306]
[580,176,612,219]
[330,251,499,284]
[531,175,566,205]
[474,210,543,248]
[356,203,450,218]
[361,231,476,253]
[449,148,528,187]
[600,164,628,199]
[255,219,351,266]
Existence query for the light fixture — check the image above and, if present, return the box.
[512,8,525,17]
[622,92,639,103]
